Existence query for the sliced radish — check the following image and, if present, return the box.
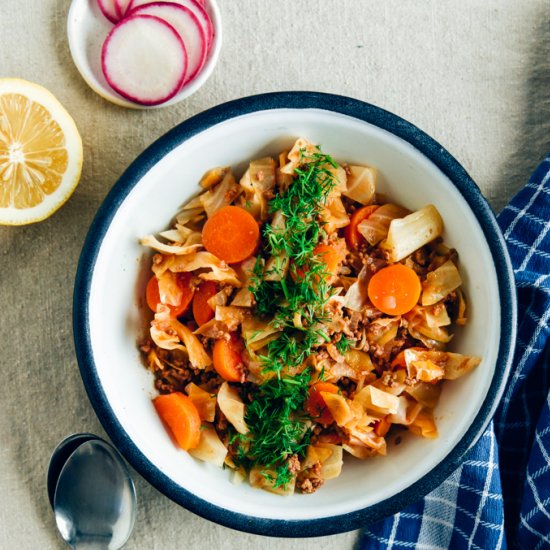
[129,3,207,84]
[128,0,213,49]
[97,0,119,23]
[102,15,188,105]
[115,0,133,19]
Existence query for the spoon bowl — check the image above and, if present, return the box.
[47,433,100,508]
[52,438,136,549]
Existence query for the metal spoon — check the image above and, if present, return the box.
[51,437,137,549]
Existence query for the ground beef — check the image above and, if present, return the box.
[344,250,365,273]
[347,311,362,332]
[215,408,230,445]
[139,341,152,354]
[444,290,459,319]
[287,454,301,475]
[413,248,429,267]
[362,307,384,321]
[338,377,357,397]
[154,369,191,393]
[297,462,324,494]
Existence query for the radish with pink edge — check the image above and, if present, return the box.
[97,0,119,23]
[101,14,188,106]
[128,0,214,49]
[115,0,133,19]
[129,3,207,84]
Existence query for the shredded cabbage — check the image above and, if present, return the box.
[408,409,438,438]
[403,348,481,380]
[456,288,468,326]
[155,270,183,307]
[343,165,376,205]
[348,429,387,455]
[214,306,248,331]
[405,382,442,409]
[388,396,423,426]
[249,465,296,495]
[217,382,248,435]
[231,256,257,307]
[199,166,229,189]
[302,444,333,469]
[168,252,241,287]
[357,203,409,246]
[237,157,276,221]
[380,204,444,262]
[140,234,202,256]
[342,442,379,459]
[200,171,241,218]
[241,317,281,351]
[150,306,211,369]
[354,385,400,415]
[280,138,319,174]
[318,443,343,480]
[342,266,370,311]
[193,319,232,339]
[321,392,354,426]
[321,193,350,234]
[422,259,462,306]
[171,320,212,369]
[186,383,216,422]
[188,426,228,467]
[175,208,204,226]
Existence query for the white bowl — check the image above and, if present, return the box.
[67,0,222,109]
[74,92,516,536]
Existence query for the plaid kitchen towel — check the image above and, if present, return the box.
[360,154,550,550]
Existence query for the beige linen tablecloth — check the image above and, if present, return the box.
[1,1,549,548]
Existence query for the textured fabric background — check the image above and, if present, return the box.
[0,1,548,548]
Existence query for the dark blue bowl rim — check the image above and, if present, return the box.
[73,91,517,538]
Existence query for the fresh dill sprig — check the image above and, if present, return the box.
[249,148,339,375]
[243,147,340,487]
[262,463,295,489]
[263,153,338,266]
[335,335,353,355]
[243,371,312,474]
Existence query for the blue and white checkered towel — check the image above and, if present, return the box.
[360,155,550,550]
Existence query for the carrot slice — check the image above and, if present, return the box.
[294,243,342,282]
[305,382,339,426]
[202,205,260,264]
[153,392,201,451]
[374,415,392,437]
[345,205,379,250]
[367,264,421,316]
[314,244,341,279]
[212,333,245,382]
[192,281,217,326]
[146,272,194,317]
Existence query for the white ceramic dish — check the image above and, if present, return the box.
[67,0,222,109]
[74,92,516,536]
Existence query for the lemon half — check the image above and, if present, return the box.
[0,78,83,225]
